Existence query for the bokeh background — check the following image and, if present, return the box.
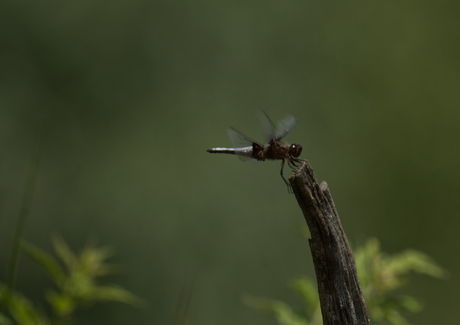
[1,0,459,324]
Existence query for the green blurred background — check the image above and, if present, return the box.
[1,0,459,324]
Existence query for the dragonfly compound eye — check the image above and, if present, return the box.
[290,143,302,158]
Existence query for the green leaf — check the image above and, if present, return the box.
[0,312,12,325]
[20,240,65,288]
[65,269,94,299]
[387,250,447,279]
[52,236,77,272]
[45,290,75,317]
[78,244,116,277]
[242,296,308,325]
[396,295,422,313]
[291,277,319,316]
[0,285,50,325]
[272,303,309,325]
[89,285,144,307]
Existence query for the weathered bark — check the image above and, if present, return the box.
[289,160,369,325]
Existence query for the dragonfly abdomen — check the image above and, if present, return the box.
[207,148,237,155]
[207,146,254,158]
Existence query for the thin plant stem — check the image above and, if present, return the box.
[6,119,43,291]
[171,280,194,325]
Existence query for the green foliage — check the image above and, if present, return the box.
[0,312,13,325]
[1,237,142,325]
[245,238,446,325]
[171,284,194,325]
[355,238,446,325]
[243,296,308,325]
[243,276,323,325]
[0,285,49,325]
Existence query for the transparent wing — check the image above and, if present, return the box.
[226,127,259,148]
[260,111,276,142]
[275,115,298,140]
[226,127,260,161]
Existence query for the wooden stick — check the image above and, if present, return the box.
[289,160,369,325]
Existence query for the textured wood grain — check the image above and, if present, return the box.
[289,160,369,325]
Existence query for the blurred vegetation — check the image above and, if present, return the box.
[244,237,446,325]
[170,283,194,325]
[1,0,459,324]
[0,238,141,325]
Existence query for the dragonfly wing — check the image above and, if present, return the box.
[260,111,276,142]
[226,127,258,147]
[275,115,298,140]
[226,127,260,161]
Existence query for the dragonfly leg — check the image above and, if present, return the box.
[288,157,300,169]
[280,159,293,194]
[288,157,302,169]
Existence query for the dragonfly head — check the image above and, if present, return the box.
[289,143,302,158]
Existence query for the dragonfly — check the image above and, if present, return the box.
[207,112,303,192]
